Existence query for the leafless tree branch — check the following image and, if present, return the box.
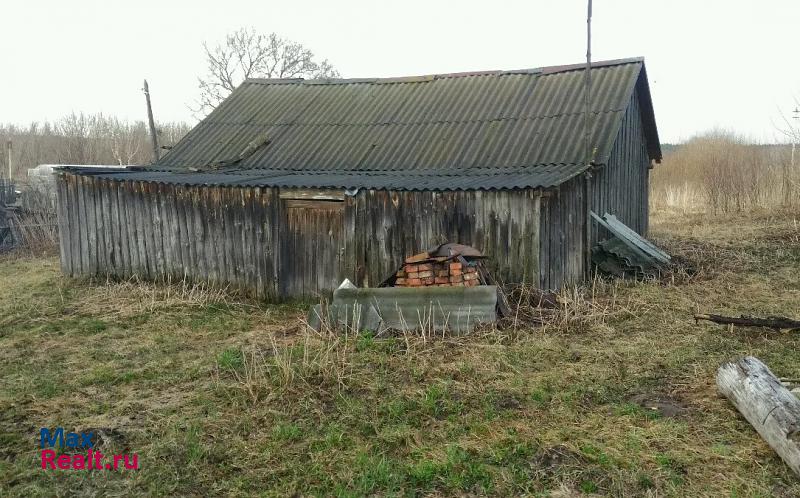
[194,28,340,117]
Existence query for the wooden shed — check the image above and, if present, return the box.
[55,57,661,299]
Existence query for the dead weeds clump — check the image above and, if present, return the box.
[500,277,651,334]
[71,274,249,319]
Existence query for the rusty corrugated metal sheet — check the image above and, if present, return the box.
[77,57,661,191]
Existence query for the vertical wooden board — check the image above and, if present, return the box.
[87,178,100,274]
[219,188,234,288]
[109,181,123,276]
[117,182,130,278]
[141,182,156,279]
[55,176,70,275]
[239,189,251,295]
[217,188,230,287]
[129,182,142,277]
[209,188,224,285]
[103,180,116,276]
[340,194,355,284]
[66,176,81,276]
[276,196,289,296]
[538,196,550,290]
[58,173,75,276]
[125,182,142,278]
[157,183,173,278]
[242,189,255,295]
[146,183,159,279]
[75,176,88,275]
[277,199,289,296]
[100,180,115,275]
[94,179,108,275]
[165,184,180,278]
[134,182,152,279]
[185,187,199,282]
[232,188,244,291]
[148,183,166,279]
[207,187,221,285]
[216,188,230,287]
[242,190,253,294]
[66,175,78,275]
[256,189,268,298]
[100,180,114,275]
[197,187,212,283]
[263,189,279,299]
[353,192,366,287]
[226,188,241,291]
[240,191,259,297]
[293,206,304,297]
[300,208,309,297]
[565,185,573,285]
[231,189,246,291]
[120,182,134,277]
[529,194,541,286]
[81,177,97,276]
[175,186,191,279]
[188,187,204,283]
[251,188,265,299]
[168,183,183,279]
[317,210,327,295]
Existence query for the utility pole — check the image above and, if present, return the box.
[5,141,11,180]
[584,0,593,168]
[143,80,160,163]
[583,0,594,277]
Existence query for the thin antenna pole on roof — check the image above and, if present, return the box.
[143,80,160,164]
[583,0,593,280]
[584,0,592,167]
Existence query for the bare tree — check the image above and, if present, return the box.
[195,28,339,115]
[773,102,800,204]
[0,115,190,178]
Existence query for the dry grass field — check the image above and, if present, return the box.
[1,208,799,496]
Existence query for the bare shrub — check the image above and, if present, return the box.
[651,131,799,214]
[6,210,58,256]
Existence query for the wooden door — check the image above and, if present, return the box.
[279,193,345,298]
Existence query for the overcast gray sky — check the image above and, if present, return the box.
[2,0,799,143]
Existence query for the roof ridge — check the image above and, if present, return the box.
[202,108,627,128]
[243,57,645,86]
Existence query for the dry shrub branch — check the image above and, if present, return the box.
[651,131,800,214]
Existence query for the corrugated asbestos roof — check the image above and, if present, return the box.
[68,57,661,191]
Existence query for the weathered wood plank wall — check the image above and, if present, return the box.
[347,189,541,288]
[538,177,586,290]
[590,87,651,245]
[57,175,548,297]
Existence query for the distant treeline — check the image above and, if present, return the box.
[651,131,799,213]
[0,113,190,180]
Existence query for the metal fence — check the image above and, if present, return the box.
[0,179,16,206]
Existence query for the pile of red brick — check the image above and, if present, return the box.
[395,255,480,287]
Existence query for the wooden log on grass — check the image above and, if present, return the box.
[695,313,800,331]
[717,356,800,476]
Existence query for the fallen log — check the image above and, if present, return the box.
[717,356,800,476]
[694,313,800,331]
